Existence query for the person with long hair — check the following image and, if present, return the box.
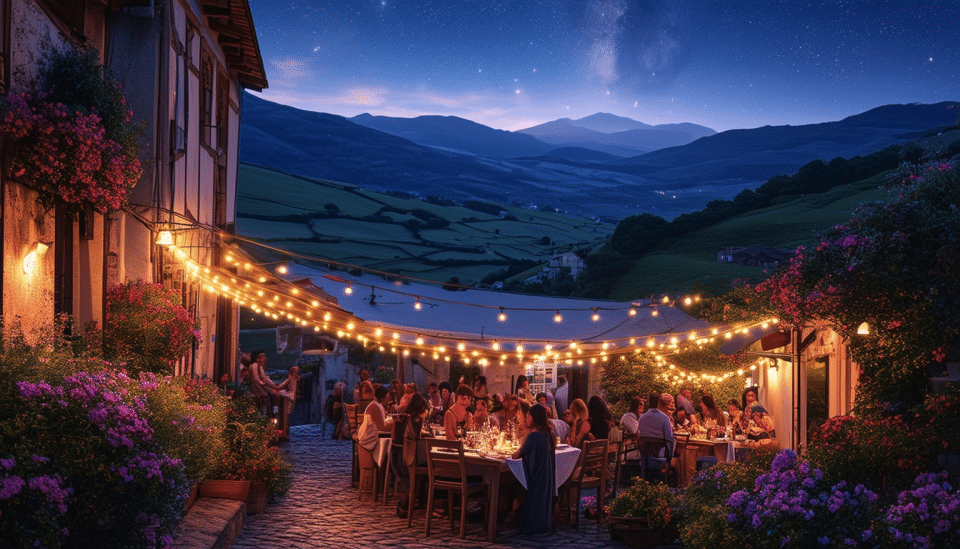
[692,393,727,429]
[496,393,521,427]
[358,385,393,452]
[512,404,556,535]
[275,366,299,441]
[472,375,488,400]
[620,396,645,435]
[566,398,591,447]
[587,395,613,441]
[390,392,429,518]
[516,375,534,404]
[473,398,497,428]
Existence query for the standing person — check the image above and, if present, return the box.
[676,387,696,418]
[636,393,676,476]
[389,379,403,412]
[444,384,475,440]
[512,404,556,535]
[554,375,569,416]
[324,381,345,439]
[275,366,300,441]
[248,350,279,416]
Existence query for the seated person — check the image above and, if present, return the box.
[726,399,746,431]
[747,405,776,439]
[566,398,592,448]
[357,385,394,452]
[444,384,474,440]
[636,394,676,477]
[391,393,429,518]
[495,393,521,427]
[691,393,727,430]
[620,396,645,435]
[473,397,498,429]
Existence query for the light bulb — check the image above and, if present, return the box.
[554,311,563,323]
[498,307,507,322]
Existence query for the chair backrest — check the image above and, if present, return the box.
[345,403,358,430]
[425,438,468,489]
[619,431,638,460]
[638,436,670,480]
[575,438,608,482]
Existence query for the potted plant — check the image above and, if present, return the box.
[200,402,291,513]
[605,477,674,547]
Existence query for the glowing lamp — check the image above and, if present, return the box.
[155,230,174,246]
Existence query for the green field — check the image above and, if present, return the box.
[608,177,890,299]
[237,164,615,284]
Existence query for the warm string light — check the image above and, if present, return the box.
[178,243,781,378]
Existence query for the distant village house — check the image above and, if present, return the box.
[718,245,793,267]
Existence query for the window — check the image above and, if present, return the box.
[39,0,85,40]
[200,53,213,147]
[0,0,9,93]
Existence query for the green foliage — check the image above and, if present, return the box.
[758,155,960,411]
[678,448,777,549]
[606,477,676,529]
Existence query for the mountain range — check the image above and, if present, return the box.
[239,93,959,220]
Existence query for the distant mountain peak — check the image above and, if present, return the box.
[572,112,653,132]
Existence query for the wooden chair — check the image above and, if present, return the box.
[345,403,359,487]
[672,432,690,486]
[638,436,672,485]
[617,431,639,487]
[406,437,429,528]
[561,438,608,530]
[357,442,382,501]
[604,436,621,499]
[424,438,487,539]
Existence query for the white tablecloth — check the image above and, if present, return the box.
[373,436,391,467]
[505,445,581,494]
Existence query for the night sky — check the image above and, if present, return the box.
[247,0,959,132]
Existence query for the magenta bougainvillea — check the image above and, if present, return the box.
[0,47,142,212]
[104,280,200,375]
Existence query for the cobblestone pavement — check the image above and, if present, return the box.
[231,424,677,549]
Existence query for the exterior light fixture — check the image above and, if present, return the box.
[22,242,50,275]
[553,311,563,323]
[155,230,174,246]
[498,307,507,322]
[856,322,870,336]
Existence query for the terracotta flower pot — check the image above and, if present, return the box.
[198,479,251,501]
[245,481,270,515]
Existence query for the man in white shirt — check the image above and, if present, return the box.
[637,393,676,476]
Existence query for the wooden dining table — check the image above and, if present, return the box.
[425,445,581,542]
[677,435,738,486]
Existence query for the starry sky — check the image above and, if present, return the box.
[247,0,959,132]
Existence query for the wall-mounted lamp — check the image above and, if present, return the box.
[22,242,51,275]
[856,322,870,336]
[156,230,174,246]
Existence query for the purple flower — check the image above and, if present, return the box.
[0,475,25,499]
[1,458,15,470]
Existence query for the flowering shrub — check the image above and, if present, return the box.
[606,476,675,529]
[724,449,880,548]
[924,387,960,453]
[807,414,932,492]
[679,447,777,549]
[755,155,960,410]
[104,280,200,375]
[143,377,228,484]
[880,472,960,548]
[0,47,142,212]
[0,369,189,548]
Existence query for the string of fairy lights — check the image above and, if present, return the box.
[161,233,782,386]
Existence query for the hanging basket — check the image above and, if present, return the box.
[198,479,251,501]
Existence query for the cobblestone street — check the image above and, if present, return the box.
[230,424,667,549]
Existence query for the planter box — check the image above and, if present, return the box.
[198,480,251,501]
[607,516,662,548]
[245,482,269,515]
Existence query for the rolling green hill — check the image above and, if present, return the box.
[236,164,615,284]
[606,174,890,300]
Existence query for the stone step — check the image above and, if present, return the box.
[172,498,246,549]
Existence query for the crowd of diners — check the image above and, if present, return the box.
[316,369,776,536]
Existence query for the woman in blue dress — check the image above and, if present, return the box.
[513,403,556,535]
